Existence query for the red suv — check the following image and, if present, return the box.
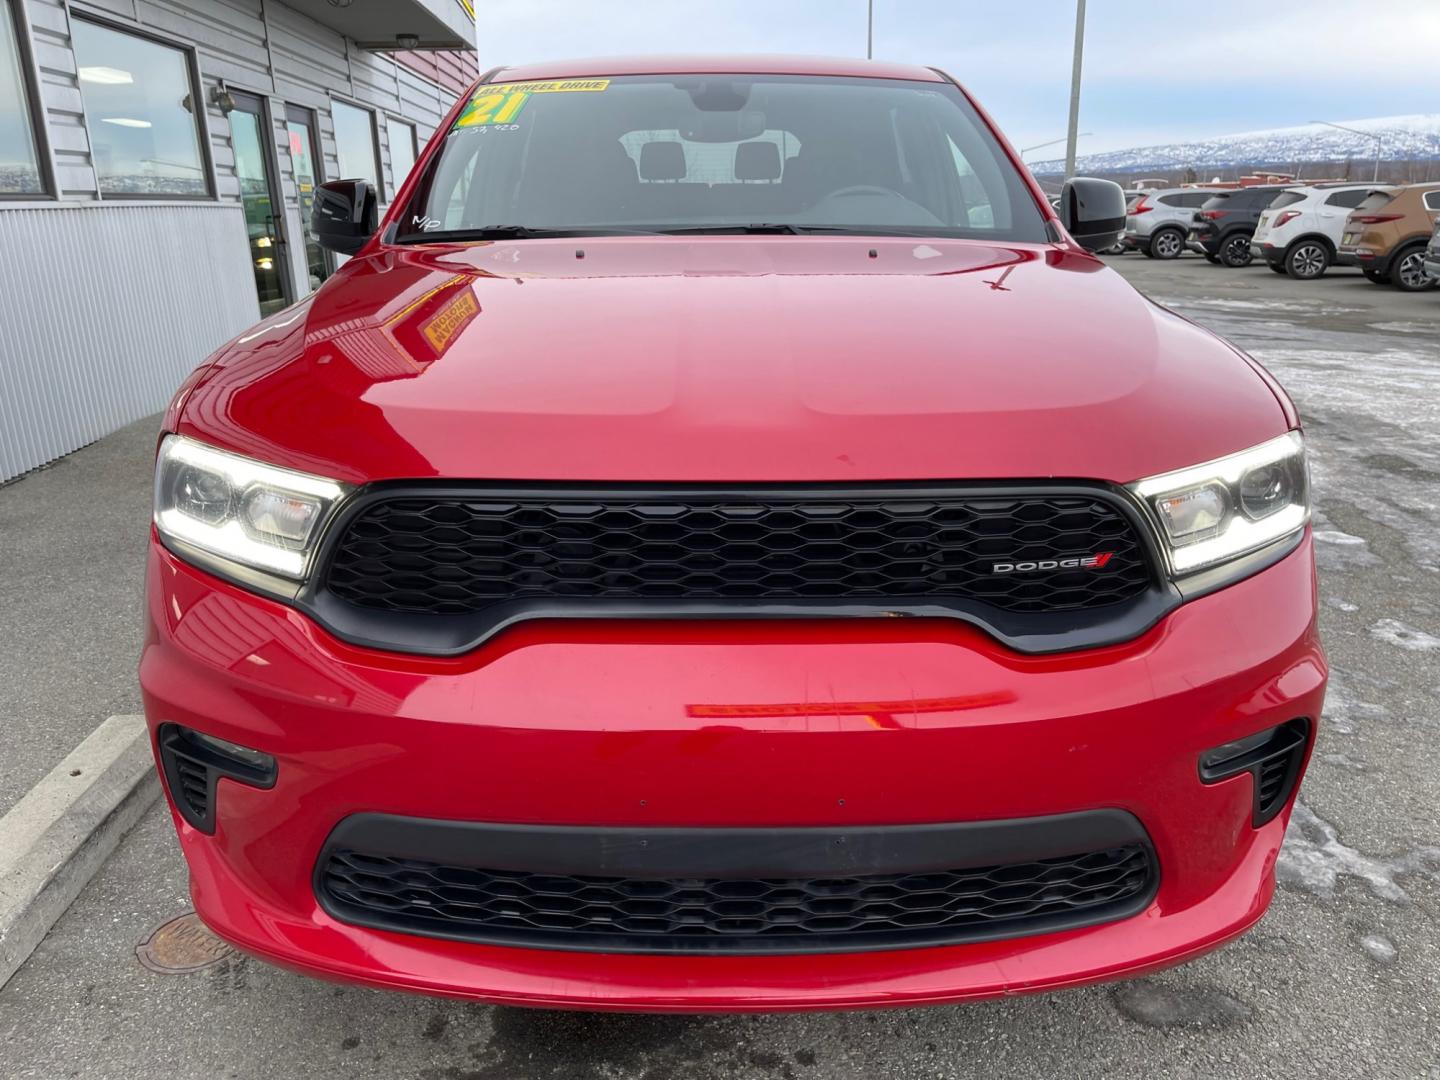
[141,57,1324,1012]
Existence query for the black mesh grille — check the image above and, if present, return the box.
[322,489,1152,617]
[318,844,1154,954]
[172,755,211,824]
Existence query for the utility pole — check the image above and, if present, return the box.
[867,0,874,59]
[1310,120,1383,183]
[1064,0,1086,179]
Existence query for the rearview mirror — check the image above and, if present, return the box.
[1058,177,1126,252]
[313,179,377,256]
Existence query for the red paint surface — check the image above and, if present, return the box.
[145,56,1323,1010]
[178,238,1288,487]
[141,535,1324,1009]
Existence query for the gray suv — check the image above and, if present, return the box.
[1124,188,1219,259]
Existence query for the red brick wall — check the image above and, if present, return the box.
[393,50,480,97]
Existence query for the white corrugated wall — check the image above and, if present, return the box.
[0,204,258,481]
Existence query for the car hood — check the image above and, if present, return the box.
[179,237,1290,486]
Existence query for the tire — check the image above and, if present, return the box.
[1362,268,1391,284]
[1204,253,1222,264]
[1285,239,1330,280]
[1392,245,1437,292]
[1219,233,1254,268]
[1140,245,1156,258]
[1151,227,1185,260]
[1268,263,1288,274]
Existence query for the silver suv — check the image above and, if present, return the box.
[1124,188,1221,259]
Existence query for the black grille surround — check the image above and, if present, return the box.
[307,483,1173,656]
[314,812,1160,955]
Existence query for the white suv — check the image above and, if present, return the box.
[1250,183,1372,279]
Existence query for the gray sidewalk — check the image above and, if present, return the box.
[0,416,158,815]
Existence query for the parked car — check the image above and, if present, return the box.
[1097,190,1150,254]
[1249,183,1372,279]
[1188,186,1292,266]
[1425,216,1440,283]
[1124,187,1216,259]
[142,55,1322,1012]
[1336,183,1440,291]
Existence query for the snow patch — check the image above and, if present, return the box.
[1314,530,1368,547]
[1370,619,1440,652]
[1278,801,1440,902]
[1369,322,1439,336]
[1360,934,1397,964]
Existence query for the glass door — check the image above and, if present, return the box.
[284,103,331,292]
[228,91,291,317]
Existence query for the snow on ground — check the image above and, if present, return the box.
[1032,114,1440,176]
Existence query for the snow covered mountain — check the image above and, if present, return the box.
[1029,115,1440,176]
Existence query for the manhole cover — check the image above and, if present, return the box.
[136,912,235,974]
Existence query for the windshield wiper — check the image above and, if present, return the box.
[398,225,662,243]
[648,224,961,238]
[652,224,801,235]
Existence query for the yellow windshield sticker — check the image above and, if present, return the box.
[493,79,611,94]
[456,91,531,127]
[454,80,609,130]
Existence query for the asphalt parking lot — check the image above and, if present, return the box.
[2,254,1438,1080]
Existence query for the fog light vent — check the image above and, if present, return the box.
[157,724,277,834]
[1199,718,1310,826]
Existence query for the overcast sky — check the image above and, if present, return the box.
[476,1,1440,156]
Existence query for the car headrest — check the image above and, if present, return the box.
[735,141,782,181]
[639,141,687,181]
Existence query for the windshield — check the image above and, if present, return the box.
[396,74,1048,242]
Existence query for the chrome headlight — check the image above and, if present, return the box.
[1130,432,1309,576]
[153,434,349,579]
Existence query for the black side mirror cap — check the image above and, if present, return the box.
[1058,177,1126,252]
[313,179,378,257]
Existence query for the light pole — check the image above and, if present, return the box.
[1021,134,1092,161]
[1310,120,1383,182]
[1064,0,1087,179]
[867,0,874,59]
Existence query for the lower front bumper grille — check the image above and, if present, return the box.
[315,813,1158,954]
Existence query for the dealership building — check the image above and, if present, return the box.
[0,0,479,481]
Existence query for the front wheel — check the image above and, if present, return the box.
[1220,233,1254,267]
[1151,227,1185,260]
[1392,246,1437,292]
[1286,240,1330,280]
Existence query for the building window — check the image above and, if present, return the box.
[386,116,417,198]
[72,18,208,197]
[0,0,43,194]
[332,99,379,193]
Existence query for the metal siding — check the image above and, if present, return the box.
[2,0,463,478]
[0,205,259,481]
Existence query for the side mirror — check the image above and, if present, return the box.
[313,179,377,256]
[1058,177,1126,252]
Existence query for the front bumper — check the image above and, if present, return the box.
[140,533,1325,1011]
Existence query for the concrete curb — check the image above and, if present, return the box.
[0,715,160,989]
